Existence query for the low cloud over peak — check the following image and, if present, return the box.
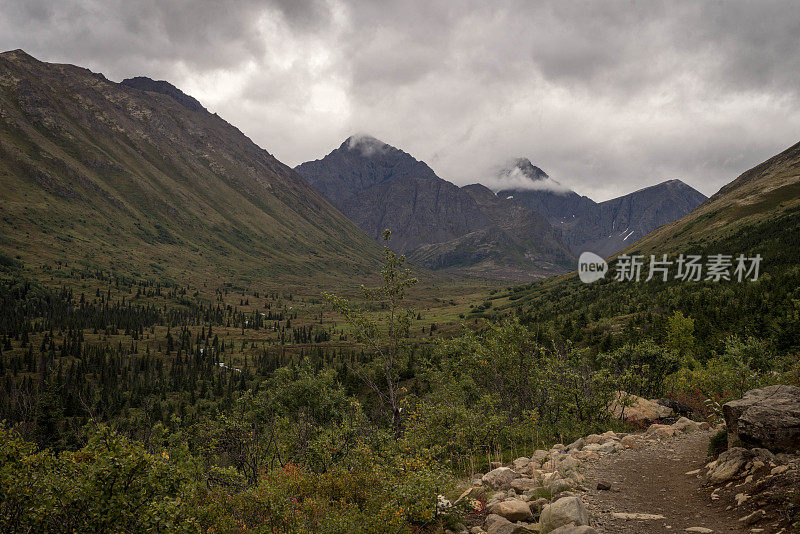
[344,133,390,157]
[482,159,574,194]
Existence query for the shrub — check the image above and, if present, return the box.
[0,424,199,532]
[708,428,728,458]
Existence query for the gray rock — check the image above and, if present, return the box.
[531,450,549,463]
[583,442,615,454]
[657,397,695,417]
[510,478,541,492]
[584,434,603,445]
[610,391,673,423]
[672,416,701,433]
[486,516,535,534]
[547,477,574,495]
[512,457,531,470]
[483,467,522,489]
[485,514,505,528]
[539,496,589,533]
[723,385,800,453]
[566,438,585,451]
[493,500,534,522]
[707,447,774,484]
[557,456,581,472]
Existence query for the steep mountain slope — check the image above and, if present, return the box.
[624,140,800,256]
[461,183,574,262]
[296,136,491,253]
[296,137,574,279]
[0,49,382,286]
[294,135,440,210]
[497,159,706,256]
[564,179,708,256]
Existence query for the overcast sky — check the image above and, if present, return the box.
[2,0,799,200]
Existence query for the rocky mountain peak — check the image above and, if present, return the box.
[342,134,389,154]
[121,76,205,112]
[0,49,37,62]
[505,157,550,181]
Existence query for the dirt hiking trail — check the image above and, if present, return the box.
[582,430,774,533]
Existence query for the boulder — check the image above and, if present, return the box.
[723,385,800,454]
[573,450,599,461]
[483,467,521,489]
[546,477,574,495]
[644,423,676,439]
[486,516,535,534]
[672,417,701,433]
[611,391,673,423]
[493,500,534,522]
[531,450,549,462]
[513,457,531,470]
[485,514,505,528]
[557,455,581,472]
[657,397,695,417]
[583,442,615,454]
[566,438,585,451]
[510,478,541,492]
[539,496,589,533]
[584,434,603,445]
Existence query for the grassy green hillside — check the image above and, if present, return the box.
[0,50,382,290]
[625,140,800,256]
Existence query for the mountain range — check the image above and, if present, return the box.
[0,49,711,285]
[497,160,708,257]
[296,136,575,280]
[297,137,707,279]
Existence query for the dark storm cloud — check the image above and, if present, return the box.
[0,0,330,75]
[1,0,798,200]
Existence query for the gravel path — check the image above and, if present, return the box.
[582,430,756,533]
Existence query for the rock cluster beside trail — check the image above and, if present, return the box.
[449,416,709,534]
[701,442,800,530]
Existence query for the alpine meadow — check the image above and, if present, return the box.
[1,2,799,533]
